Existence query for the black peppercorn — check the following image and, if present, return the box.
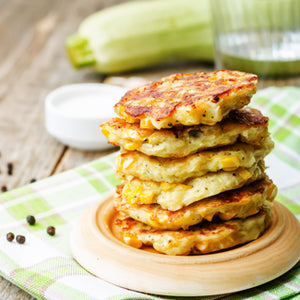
[16,235,25,244]
[6,232,14,242]
[7,162,13,175]
[26,215,36,225]
[30,178,37,183]
[47,226,55,236]
[1,185,7,192]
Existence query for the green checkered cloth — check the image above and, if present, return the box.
[0,87,299,300]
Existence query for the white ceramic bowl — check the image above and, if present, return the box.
[45,83,127,151]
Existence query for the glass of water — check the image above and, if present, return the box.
[210,0,300,77]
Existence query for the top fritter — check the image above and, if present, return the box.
[114,70,258,129]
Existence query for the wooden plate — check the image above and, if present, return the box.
[70,194,300,296]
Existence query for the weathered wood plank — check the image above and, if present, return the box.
[0,0,104,189]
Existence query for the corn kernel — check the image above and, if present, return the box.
[140,119,155,129]
[123,233,143,248]
[149,218,160,228]
[101,127,110,138]
[123,185,143,204]
[119,156,134,170]
[221,156,240,171]
[161,182,176,192]
[115,156,123,170]
[126,193,135,204]
[147,135,157,145]
[118,106,125,114]
[122,183,132,197]
[124,141,141,150]
[139,191,154,204]
[239,169,251,180]
[125,116,136,123]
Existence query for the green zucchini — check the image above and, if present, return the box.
[66,0,213,74]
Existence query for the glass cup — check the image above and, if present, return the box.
[210,0,300,77]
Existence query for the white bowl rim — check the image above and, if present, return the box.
[45,83,127,122]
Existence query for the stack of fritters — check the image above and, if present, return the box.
[101,70,277,256]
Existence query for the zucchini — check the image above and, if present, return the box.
[66,0,213,74]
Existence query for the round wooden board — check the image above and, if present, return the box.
[70,194,300,297]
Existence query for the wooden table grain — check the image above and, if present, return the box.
[1,0,300,299]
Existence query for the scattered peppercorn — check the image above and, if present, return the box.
[16,235,25,244]
[30,178,36,183]
[7,162,13,175]
[6,232,14,242]
[47,226,55,236]
[1,185,7,192]
[26,215,36,225]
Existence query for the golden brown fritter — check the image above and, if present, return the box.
[115,208,271,255]
[115,179,277,230]
[114,70,258,129]
[116,137,274,183]
[121,161,266,211]
[101,107,269,158]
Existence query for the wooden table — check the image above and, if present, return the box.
[1,0,300,298]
